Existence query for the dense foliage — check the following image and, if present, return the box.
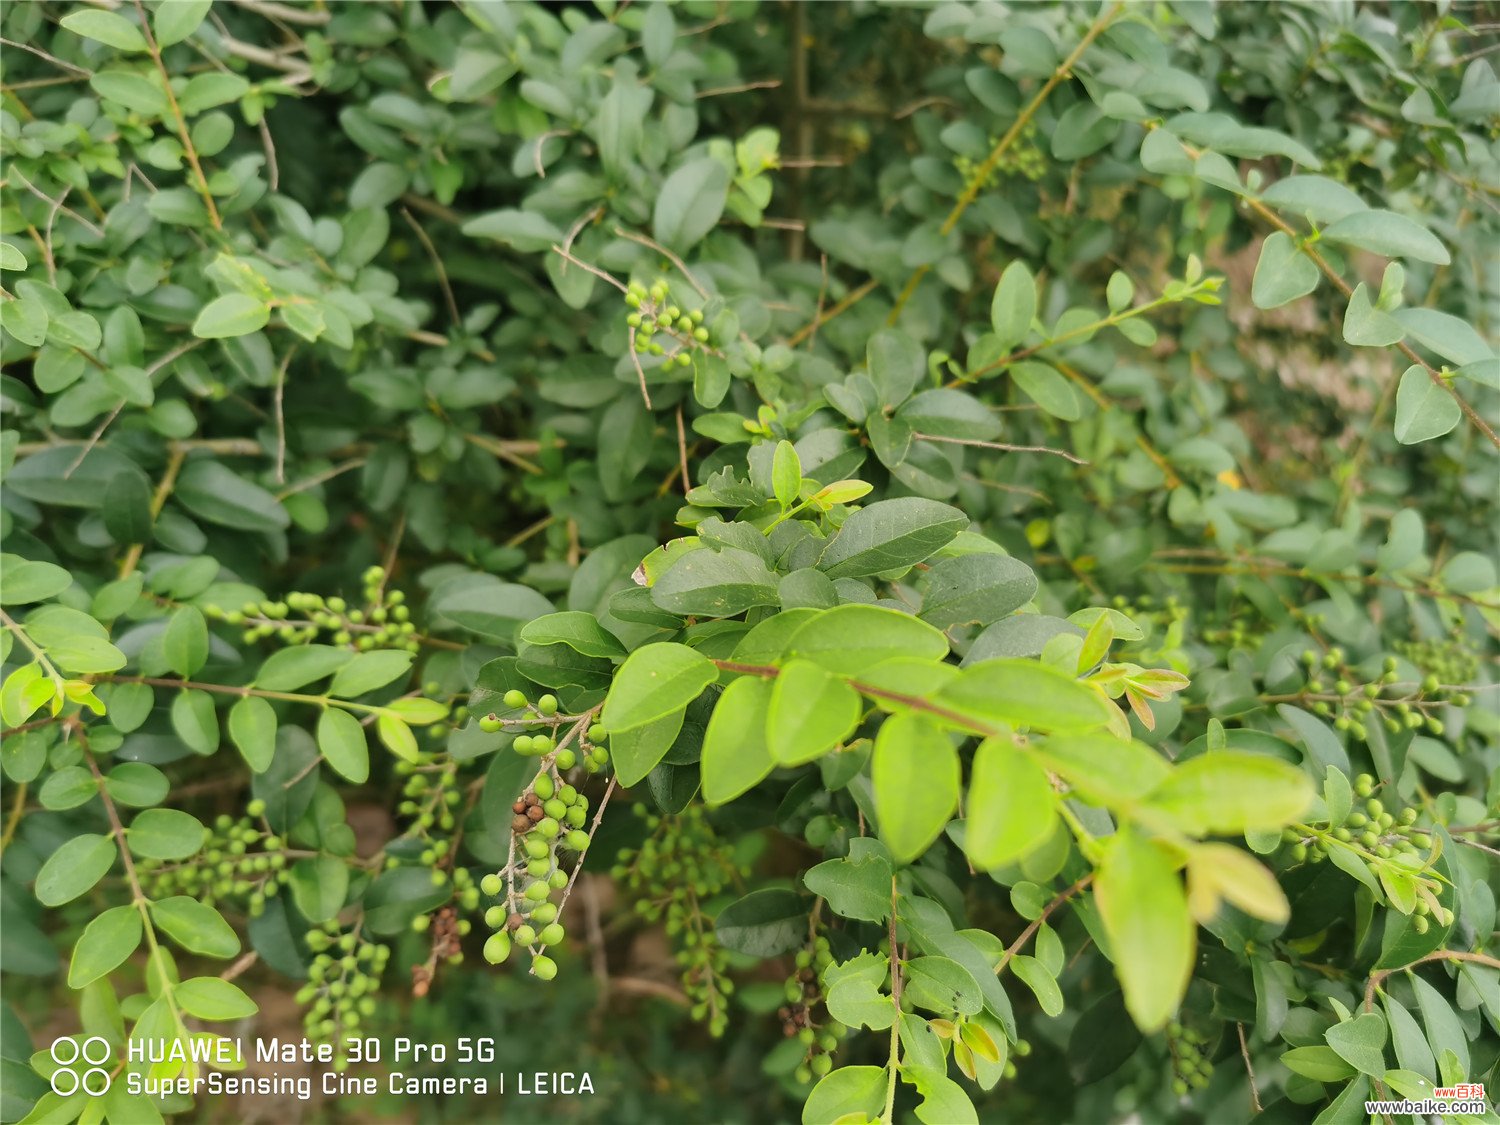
[1,1,1497,1122]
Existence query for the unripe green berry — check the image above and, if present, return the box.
[531,954,558,981]
[514,924,536,946]
[481,873,503,897]
[538,923,565,946]
[484,931,512,964]
[533,774,555,801]
[538,694,558,716]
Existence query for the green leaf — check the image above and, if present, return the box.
[867,328,926,406]
[0,296,48,346]
[1093,828,1194,1032]
[127,808,207,860]
[517,612,626,659]
[714,888,805,957]
[1259,175,1368,224]
[768,660,862,766]
[905,1064,979,1125]
[1251,232,1319,309]
[1324,1013,1388,1077]
[801,1065,887,1125]
[326,650,413,698]
[175,977,258,1021]
[1281,1045,1359,1082]
[175,460,289,533]
[606,709,685,788]
[255,645,352,691]
[162,606,208,678]
[1341,283,1404,347]
[288,855,349,925]
[35,833,115,907]
[460,209,564,252]
[873,713,959,863]
[61,9,147,52]
[653,158,731,252]
[650,547,780,618]
[429,576,554,643]
[803,838,893,922]
[105,762,169,807]
[1009,360,1081,421]
[153,0,212,46]
[602,642,717,733]
[1392,365,1461,445]
[377,713,419,763]
[0,557,72,605]
[1323,210,1450,265]
[150,896,240,957]
[228,696,277,772]
[919,554,1037,629]
[990,261,1036,352]
[817,497,968,579]
[700,675,775,806]
[1144,751,1314,835]
[933,659,1115,734]
[772,440,802,508]
[169,689,218,755]
[316,708,369,783]
[191,294,271,339]
[964,739,1056,869]
[178,72,249,115]
[787,605,950,676]
[68,905,142,987]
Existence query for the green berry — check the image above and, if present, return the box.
[514,924,537,946]
[538,923,565,946]
[481,873,503,897]
[531,954,558,981]
[504,689,527,709]
[538,694,558,716]
[484,932,512,964]
[533,774,555,801]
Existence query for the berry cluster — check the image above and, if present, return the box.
[1292,651,1464,740]
[624,278,709,371]
[1166,1021,1213,1096]
[394,750,464,837]
[612,805,743,1036]
[137,809,286,916]
[782,936,844,1084]
[1396,635,1481,688]
[1281,775,1450,928]
[478,689,611,774]
[953,121,1046,188]
[206,566,420,654]
[478,770,593,981]
[296,925,390,1062]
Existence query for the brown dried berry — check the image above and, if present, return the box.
[511,815,531,833]
[507,913,524,931]
[512,800,527,815]
[527,805,545,822]
[783,1021,797,1037]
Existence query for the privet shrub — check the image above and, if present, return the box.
[1,1,1497,1122]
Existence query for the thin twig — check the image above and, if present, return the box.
[915,431,1088,465]
[613,227,711,300]
[675,405,691,493]
[401,207,460,328]
[272,345,295,484]
[1237,1024,1262,1113]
